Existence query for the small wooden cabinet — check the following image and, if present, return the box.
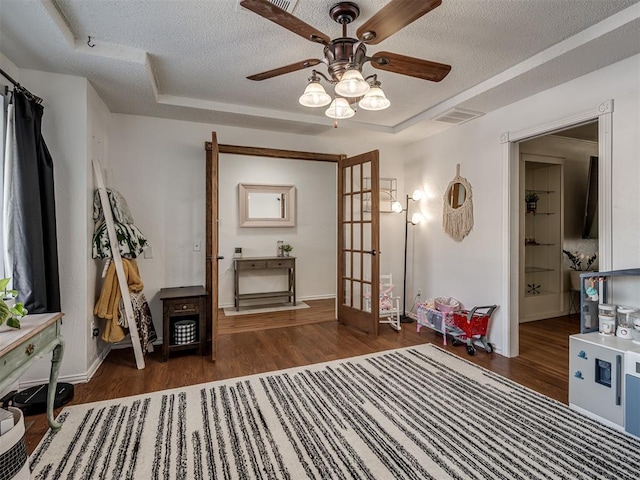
[159,286,207,361]
[234,256,296,310]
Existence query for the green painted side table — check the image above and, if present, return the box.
[0,312,65,431]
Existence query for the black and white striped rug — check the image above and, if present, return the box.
[31,344,640,479]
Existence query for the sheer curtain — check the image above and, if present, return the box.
[0,91,5,280]
[3,90,60,313]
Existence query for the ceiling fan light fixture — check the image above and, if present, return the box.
[325,97,355,119]
[299,81,332,107]
[244,1,452,125]
[358,85,390,111]
[334,68,370,97]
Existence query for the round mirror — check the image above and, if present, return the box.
[447,182,467,209]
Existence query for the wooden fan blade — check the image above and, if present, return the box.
[357,0,441,45]
[240,0,330,44]
[371,51,451,82]
[247,59,322,81]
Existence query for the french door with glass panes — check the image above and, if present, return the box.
[337,151,380,334]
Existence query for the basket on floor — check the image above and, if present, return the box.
[173,319,196,345]
[0,407,29,480]
[434,296,461,313]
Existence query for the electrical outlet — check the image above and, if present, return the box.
[417,289,422,297]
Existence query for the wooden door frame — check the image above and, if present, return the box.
[501,99,613,357]
[204,139,341,360]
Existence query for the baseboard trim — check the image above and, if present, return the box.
[86,344,112,382]
[18,344,113,390]
[219,294,336,309]
[19,372,90,390]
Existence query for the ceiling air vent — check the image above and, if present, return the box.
[433,108,484,125]
[236,0,299,14]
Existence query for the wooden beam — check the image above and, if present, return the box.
[204,142,340,163]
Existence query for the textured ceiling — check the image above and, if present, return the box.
[1,0,639,143]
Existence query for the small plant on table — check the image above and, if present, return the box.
[0,277,28,329]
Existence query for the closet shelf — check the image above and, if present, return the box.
[525,189,555,194]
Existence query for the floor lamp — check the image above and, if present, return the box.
[392,190,424,322]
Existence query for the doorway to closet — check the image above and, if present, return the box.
[504,100,612,359]
[519,121,599,324]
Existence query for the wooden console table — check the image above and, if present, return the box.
[0,312,65,431]
[234,256,296,310]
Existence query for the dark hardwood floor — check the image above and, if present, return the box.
[22,299,580,454]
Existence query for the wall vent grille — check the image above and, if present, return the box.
[434,108,484,125]
[236,0,299,14]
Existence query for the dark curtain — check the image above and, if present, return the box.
[8,90,60,313]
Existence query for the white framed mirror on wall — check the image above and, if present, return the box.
[238,183,296,227]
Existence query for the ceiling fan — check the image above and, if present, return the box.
[240,0,452,119]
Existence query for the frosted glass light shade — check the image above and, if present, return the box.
[411,212,424,225]
[299,81,331,107]
[412,189,424,201]
[335,69,370,97]
[358,86,390,110]
[391,201,403,213]
[325,98,355,119]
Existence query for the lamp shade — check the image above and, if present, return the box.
[412,189,424,201]
[391,201,403,213]
[299,81,331,107]
[325,98,355,119]
[358,86,390,111]
[335,69,370,97]
[411,212,424,225]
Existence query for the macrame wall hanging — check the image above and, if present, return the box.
[442,164,474,241]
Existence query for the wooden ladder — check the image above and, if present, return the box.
[92,159,145,370]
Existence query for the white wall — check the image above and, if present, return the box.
[218,155,336,307]
[86,82,112,374]
[402,53,640,355]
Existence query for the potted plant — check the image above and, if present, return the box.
[0,277,28,329]
[562,250,597,291]
[525,192,539,213]
[282,244,293,257]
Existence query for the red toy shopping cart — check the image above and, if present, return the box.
[450,305,497,355]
